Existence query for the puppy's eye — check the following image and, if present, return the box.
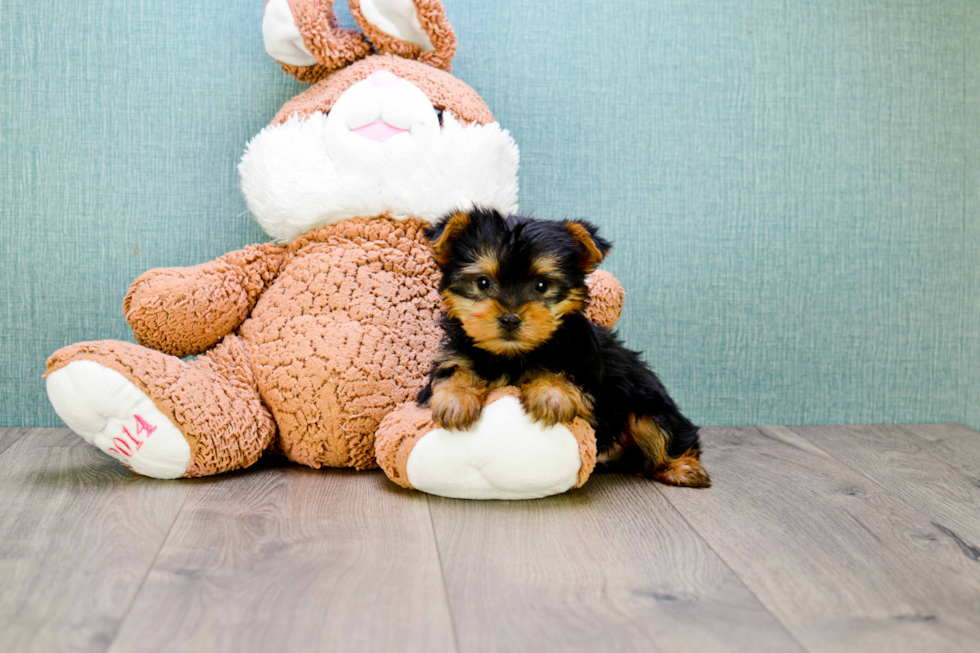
[535,280,549,293]
[434,109,444,126]
[476,276,492,291]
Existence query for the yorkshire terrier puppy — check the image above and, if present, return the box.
[417,208,711,488]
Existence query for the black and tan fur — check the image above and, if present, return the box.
[417,208,710,488]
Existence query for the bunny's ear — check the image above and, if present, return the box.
[263,0,372,83]
[348,0,457,72]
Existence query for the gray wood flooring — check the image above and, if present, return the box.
[1,424,979,652]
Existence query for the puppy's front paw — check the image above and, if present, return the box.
[520,375,591,426]
[431,385,484,431]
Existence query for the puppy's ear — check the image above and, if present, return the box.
[426,211,471,267]
[564,220,611,272]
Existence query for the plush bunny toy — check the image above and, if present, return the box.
[44,0,624,500]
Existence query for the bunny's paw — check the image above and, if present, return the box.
[46,360,192,479]
[377,388,596,500]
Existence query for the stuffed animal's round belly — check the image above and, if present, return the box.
[240,234,441,469]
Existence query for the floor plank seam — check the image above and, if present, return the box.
[424,495,462,653]
[654,429,814,653]
[102,485,190,653]
[775,425,978,547]
[0,427,29,458]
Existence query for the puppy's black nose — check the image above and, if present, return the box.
[498,313,522,331]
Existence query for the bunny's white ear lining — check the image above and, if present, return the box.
[359,0,435,52]
[263,0,318,66]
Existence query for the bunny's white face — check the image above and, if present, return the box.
[325,70,447,177]
[238,71,520,242]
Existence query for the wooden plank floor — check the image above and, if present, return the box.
[1,425,979,653]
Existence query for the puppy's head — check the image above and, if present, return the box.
[426,208,611,356]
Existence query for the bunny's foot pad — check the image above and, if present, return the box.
[376,388,597,500]
[46,360,192,479]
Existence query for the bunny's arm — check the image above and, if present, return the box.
[123,243,289,357]
[585,270,625,329]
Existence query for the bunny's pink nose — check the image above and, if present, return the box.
[367,70,400,88]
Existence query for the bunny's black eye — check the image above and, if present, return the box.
[476,276,492,291]
[535,280,549,293]
[434,109,444,126]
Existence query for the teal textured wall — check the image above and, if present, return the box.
[2,1,978,428]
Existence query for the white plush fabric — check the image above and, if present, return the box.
[46,361,191,479]
[360,0,435,52]
[405,397,583,500]
[262,0,318,66]
[239,75,520,241]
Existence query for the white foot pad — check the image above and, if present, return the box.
[46,361,191,479]
[405,396,583,500]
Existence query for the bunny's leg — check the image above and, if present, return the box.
[45,336,276,479]
[375,388,597,500]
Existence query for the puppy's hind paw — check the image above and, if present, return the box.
[652,452,712,488]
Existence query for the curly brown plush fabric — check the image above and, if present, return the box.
[239,216,443,470]
[584,270,625,330]
[373,400,434,489]
[273,54,495,127]
[348,0,457,72]
[568,417,597,488]
[276,0,458,82]
[124,243,288,358]
[276,0,373,83]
